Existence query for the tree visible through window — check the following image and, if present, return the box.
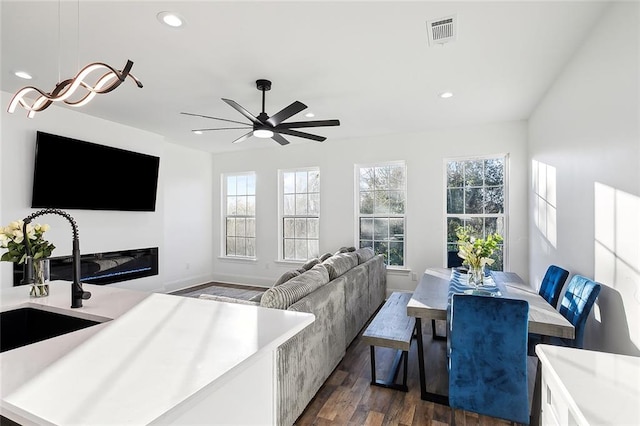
[224,172,256,258]
[357,162,406,267]
[281,168,320,261]
[446,156,506,270]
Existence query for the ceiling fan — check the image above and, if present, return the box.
[181,79,340,146]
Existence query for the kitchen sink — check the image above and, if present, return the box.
[0,307,103,353]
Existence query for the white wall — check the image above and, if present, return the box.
[0,91,214,294]
[211,121,529,293]
[162,142,214,293]
[528,2,640,355]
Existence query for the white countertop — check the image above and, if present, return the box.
[536,344,640,425]
[1,281,315,425]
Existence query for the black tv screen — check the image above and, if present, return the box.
[31,131,160,211]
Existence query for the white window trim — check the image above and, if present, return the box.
[442,153,509,270]
[354,160,407,268]
[277,166,321,262]
[221,171,257,260]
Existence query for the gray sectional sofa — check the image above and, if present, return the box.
[199,247,387,426]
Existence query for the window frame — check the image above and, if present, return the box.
[355,160,407,269]
[443,154,509,271]
[277,167,321,262]
[222,171,257,260]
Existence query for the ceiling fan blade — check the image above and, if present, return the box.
[266,101,307,127]
[276,119,341,129]
[232,131,254,144]
[222,99,261,125]
[271,133,290,146]
[192,127,252,132]
[276,128,326,142]
[180,112,249,126]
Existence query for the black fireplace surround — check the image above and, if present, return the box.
[13,247,158,286]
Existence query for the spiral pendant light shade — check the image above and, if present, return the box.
[7,59,143,118]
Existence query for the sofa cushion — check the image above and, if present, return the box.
[274,269,301,286]
[261,264,330,309]
[354,247,375,264]
[322,252,358,280]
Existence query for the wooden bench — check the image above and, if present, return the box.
[361,291,416,392]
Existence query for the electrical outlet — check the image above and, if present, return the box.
[411,272,417,281]
[185,262,190,270]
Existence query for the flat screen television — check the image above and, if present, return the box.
[31,131,160,211]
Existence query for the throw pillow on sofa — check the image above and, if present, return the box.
[274,269,301,286]
[260,264,330,309]
[301,258,320,271]
[319,252,332,262]
[335,246,356,254]
[354,247,375,264]
[322,252,358,280]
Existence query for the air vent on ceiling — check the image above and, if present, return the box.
[426,14,457,46]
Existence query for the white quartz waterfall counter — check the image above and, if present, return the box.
[536,344,640,425]
[0,281,315,425]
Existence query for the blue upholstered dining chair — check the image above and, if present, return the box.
[529,274,601,352]
[448,294,530,425]
[558,275,601,348]
[538,265,569,309]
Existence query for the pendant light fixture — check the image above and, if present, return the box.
[6,1,143,118]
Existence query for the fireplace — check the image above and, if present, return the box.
[13,247,158,286]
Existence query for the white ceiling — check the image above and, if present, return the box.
[1,1,610,154]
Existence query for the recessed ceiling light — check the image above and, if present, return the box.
[157,11,184,28]
[15,71,32,80]
[439,91,454,99]
[305,112,315,118]
[193,130,203,135]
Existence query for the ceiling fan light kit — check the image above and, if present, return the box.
[181,79,340,146]
[253,129,274,138]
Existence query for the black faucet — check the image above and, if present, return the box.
[22,208,91,308]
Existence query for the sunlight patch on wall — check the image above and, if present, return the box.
[532,160,557,248]
[594,182,640,346]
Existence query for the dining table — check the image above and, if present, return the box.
[406,267,575,405]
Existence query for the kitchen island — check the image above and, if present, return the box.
[0,281,315,425]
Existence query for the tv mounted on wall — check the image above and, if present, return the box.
[31,131,160,211]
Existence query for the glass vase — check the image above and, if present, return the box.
[468,265,484,288]
[30,258,50,297]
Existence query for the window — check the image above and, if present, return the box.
[357,162,406,267]
[445,156,506,270]
[280,168,320,261]
[224,172,256,258]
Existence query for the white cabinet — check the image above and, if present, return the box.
[536,344,640,426]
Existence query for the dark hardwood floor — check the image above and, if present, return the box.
[295,319,535,426]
